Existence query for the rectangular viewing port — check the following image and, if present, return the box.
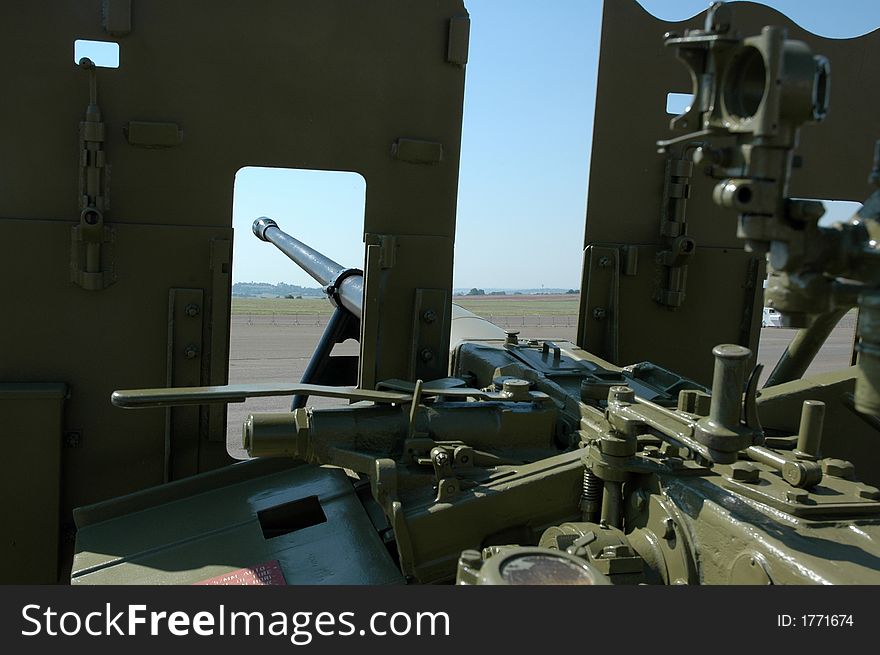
[74,39,120,68]
[257,495,327,539]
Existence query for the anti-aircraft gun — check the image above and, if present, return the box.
[34,0,880,585]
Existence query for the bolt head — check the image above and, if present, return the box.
[459,549,482,567]
[422,310,437,323]
[420,348,434,362]
[592,307,607,320]
[607,385,635,404]
[730,461,760,482]
[185,303,200,317]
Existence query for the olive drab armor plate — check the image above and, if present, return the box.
[579,0,880,385]
[0,0,468,583]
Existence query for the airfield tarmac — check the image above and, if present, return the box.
[225,311,858,458]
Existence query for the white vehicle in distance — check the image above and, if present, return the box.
[762,307,783,328]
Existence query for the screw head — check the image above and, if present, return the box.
[422,309,437,323]
[420,348,434,362]
[185,303,200,317]
[598,256,611,268]
[64,431,82,448]
[433,451,449,467]
[592,307,607,320]
[183,344,200,359]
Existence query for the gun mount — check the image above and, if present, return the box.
[105,206,880,584]
[4,0,880,587]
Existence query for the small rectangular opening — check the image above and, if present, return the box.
[666,92,694,115]
[257,495,327,539]
[74,39,120,68]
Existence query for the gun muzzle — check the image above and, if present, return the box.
[252,217,363,319]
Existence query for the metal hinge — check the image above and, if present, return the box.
[654,153,696,308]
[71,59,115,290]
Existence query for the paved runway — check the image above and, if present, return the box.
[225,313,858,458]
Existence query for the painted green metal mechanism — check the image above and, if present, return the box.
[4,0,880,585]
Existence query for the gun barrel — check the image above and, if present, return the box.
[252,217,363,319]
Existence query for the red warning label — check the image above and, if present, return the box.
[194,560,286,585]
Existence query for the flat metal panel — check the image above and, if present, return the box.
[580,245,764,385]
[0,218,233,517]
[0,383,67,583]
[72,464,404,585]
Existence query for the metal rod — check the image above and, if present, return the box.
[291,306,359,410]
[709,344,750,429]
[600,481,622,528]
[764,307,849,387]
[796,400,825,457]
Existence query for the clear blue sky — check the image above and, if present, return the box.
[228,0,880,290]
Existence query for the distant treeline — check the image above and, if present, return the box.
[234,282,579,298]
[456,288,579,296]
[232,282,324,298]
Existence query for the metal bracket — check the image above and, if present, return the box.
[582,246,622,364]
[410,288,449,381]
[447,15,470,66]
[72,59,115,290]
[655,152,697,308]
[291,306,360,410]
[165,288,204,480]
[102,0,132,36]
